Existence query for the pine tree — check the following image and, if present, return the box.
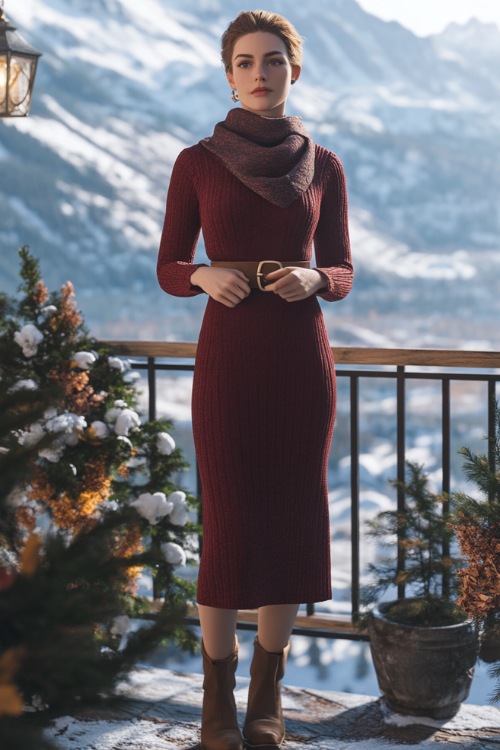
[361,462,464,626]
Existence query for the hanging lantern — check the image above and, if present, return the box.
[0,1,42,118]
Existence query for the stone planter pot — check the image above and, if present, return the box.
[368,599,479,719]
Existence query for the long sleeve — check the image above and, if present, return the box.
[157,147,208,297]
[313,151,354,302]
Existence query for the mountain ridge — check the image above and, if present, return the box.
[1,1,499,346]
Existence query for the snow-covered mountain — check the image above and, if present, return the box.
[1,0,499,345]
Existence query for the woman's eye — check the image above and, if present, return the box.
[236,59,284,68]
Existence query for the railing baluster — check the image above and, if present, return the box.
[148,359,158,601]
[488,379,496,502]
[442,378,451,495]
[147,356,156,422]
[396,366,406,599]
[442,378,451,599]
[350,375,360,621]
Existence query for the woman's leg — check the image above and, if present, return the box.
[257,603,300,651]
[198,604,238,659]
[243,604,299,747]
[198,604,243,749]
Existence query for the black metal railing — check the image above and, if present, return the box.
[105,342,500,640]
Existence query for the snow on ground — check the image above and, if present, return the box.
[43,716,475,750]
[43,666,500,749]
[47,716,185,750]
[382,699,500,732]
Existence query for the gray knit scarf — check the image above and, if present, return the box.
[199,107,315,208]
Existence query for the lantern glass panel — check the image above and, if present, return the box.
[3,55,35,115]
[11,57,32,109]
[0,55,7,110]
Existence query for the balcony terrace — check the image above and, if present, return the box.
[42,343,500,749]
[106,342,500,638]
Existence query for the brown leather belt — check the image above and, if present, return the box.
[210,260,311,290]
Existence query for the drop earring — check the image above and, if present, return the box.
[231,89,239,102]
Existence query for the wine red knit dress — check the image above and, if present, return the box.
[157,110,353,610]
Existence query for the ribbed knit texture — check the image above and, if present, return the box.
[157,141,353,609]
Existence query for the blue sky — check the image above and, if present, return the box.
[356,0,500,35]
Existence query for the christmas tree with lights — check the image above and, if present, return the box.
[0,248,200,746]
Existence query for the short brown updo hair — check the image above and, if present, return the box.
[221,10,303,73]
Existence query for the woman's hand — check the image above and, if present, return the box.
[190,267,251,308]
[263,267,325,301]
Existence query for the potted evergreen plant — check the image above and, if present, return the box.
[453,401,500,671]
[362,462,479,719]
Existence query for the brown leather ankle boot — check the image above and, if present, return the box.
[201,636,244,750]
[243,635,291,749]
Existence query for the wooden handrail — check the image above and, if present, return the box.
[146,601,365,636]
[104,341,199,359]
[188,605,363,635]
[103,341,500,369]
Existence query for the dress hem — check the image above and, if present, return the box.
[195,590,333,610]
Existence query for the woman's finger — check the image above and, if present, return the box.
[263,267,292,289]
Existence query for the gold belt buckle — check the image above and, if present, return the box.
[256,260,283,291]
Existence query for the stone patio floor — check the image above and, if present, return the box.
[44,666,500,750]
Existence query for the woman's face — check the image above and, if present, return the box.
[226,31,300,118]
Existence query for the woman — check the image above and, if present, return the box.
[157,10,353,750]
